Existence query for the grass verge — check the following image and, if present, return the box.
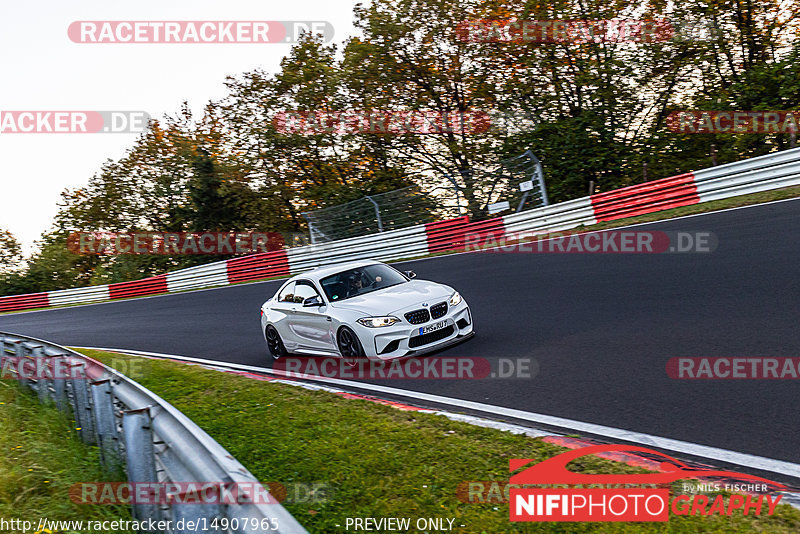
[75,348,800,533]
[0,379,132,531]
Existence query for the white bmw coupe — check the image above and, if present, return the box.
[260,260,474,365]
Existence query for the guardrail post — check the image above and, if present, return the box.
[15,342,30,390]
[157,447,224,532]
[91,379,120,472]
[365,196,384,232]
[533,157,549,207]
[32,346,51,403]
[69,362,96,444]
[52,355,68,412]
[122,407,161,523]
[171,501,222,533]
[0,336,9,380]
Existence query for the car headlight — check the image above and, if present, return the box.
[357,316,401,328]
[449,291,462,306]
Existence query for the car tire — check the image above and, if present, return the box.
[265,325,287,360]
[338,326,366,367]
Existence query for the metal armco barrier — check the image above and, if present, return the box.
[0,292,49,312]
[694,147,800,202]
[0,332,309,534]
[590,173,698,222]
[226,250,290,285]
[109,275,169,300]
[2,147,800,313]
[425,216,506,253]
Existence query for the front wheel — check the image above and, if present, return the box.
[265,325,287,360]
[338,327,366,367]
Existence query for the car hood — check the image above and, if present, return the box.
[329,280,453,315]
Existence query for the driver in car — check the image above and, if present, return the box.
[346,272,364,297]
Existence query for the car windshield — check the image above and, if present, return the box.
[320,264,408,302]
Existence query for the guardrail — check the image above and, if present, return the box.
[2,147,800,313]
[0,332,308,534]
[589,172,698,222]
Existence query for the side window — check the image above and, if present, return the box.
[277,282,295,303]
[293,281,322,304]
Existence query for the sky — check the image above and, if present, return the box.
[0,0,360,253]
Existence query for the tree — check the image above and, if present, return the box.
[220,35,421,223]
[0,229,23,274]
[343,0,505,218]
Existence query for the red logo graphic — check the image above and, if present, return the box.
[509,445,787,522]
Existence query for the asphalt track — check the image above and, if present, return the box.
[3,199,799,465]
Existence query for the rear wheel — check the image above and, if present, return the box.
[338,327,366,367]
[265,325,287,360]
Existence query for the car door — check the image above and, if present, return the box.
[270,281,300,350]
[289,280,337,354]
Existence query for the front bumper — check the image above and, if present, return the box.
[354,301,474,360]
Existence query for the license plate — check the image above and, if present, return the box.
[419,320,447,335]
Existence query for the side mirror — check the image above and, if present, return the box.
[404,270,417,279]
[303,296,324,307]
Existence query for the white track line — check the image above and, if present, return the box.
[78,346,800,482]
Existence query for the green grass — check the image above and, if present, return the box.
[73,348,800,533]
[0,380,133,532]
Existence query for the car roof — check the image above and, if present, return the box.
[294,259,384,283]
